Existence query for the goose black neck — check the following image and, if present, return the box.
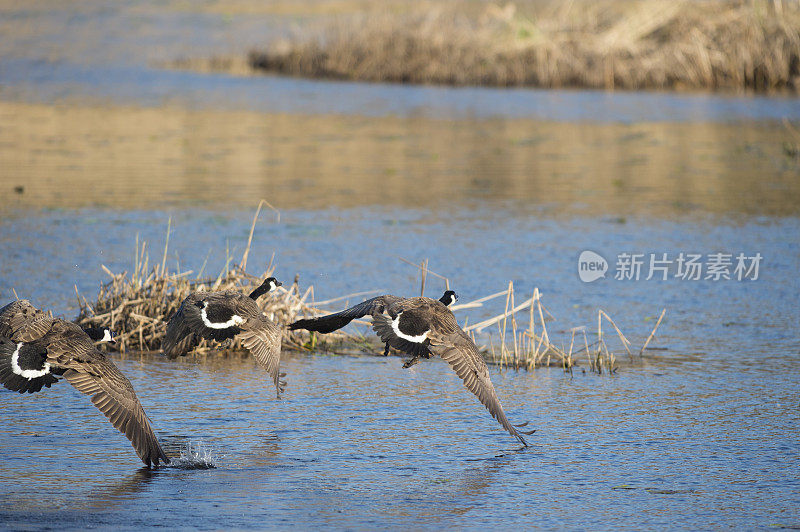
[83,327,106,340]
[249,283,269,300]
[439,291,456,306]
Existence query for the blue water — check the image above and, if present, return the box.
[0,208,797,362]
[1,2,799,122]
[0,349,798,529]
[4,56,800,122]
[1,3,799,529]
[0,207,798,530]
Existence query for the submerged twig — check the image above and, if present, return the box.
[640,309,667,356]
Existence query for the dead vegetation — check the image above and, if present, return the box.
[74,202,328,355]
[358,260,666,374]
[247,0,800,93]
[74,203,665,374]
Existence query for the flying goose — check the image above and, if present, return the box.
[289,290,534,446]
[0,299,169,467]
[381,290,457,363]
[162,277,286,397]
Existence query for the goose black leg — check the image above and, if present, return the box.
[402,356,421,368]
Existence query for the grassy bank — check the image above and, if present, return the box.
[247,0,800,93]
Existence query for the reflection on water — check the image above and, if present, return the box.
[86,467,159,508]
[2,101,799,216]
[0,353,797,529]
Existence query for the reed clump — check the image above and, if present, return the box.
[291,259,666,374]
[74,203,359,354]
[75,206,665,373]
[248,0,800,93]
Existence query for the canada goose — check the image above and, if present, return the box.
[0,299,169,467]
[162,276,286,398]
[381,290,457,362]
[289,290,534,446]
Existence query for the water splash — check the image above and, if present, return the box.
[169,441,220,470]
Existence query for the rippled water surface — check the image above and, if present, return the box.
[1,1,799,530]
[1,350,798,530]
[0,208,798,529]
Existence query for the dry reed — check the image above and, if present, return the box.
[74,202,354,354]
[248,0,800,93]
[784,118,800,162]
[292,259,666,373]
[75,204,665,373]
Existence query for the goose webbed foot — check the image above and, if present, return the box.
[514,421,537,446]
[276,372,287,398]
[402,356,422,369]
[216,338,234,351]
[383,343,390,356]
[514,421,536,433]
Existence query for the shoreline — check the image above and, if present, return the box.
[244,0,800,94]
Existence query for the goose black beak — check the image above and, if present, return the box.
[276,281,283,287]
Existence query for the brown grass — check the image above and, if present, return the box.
[248,0,800,93]
[74,204,665,373]
[74,202,360,354]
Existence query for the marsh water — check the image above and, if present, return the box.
[1,2,800,530]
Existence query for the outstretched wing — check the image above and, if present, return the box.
[427,330,534,446]
[238,318,284,398]
[48,331,169,467]
[289,295,404,333]
[0,300,55,342]
[162,302,198,358]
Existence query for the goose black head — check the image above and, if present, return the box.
[249,277,283,299]
[84,326,117,345]
[439,290,458,307]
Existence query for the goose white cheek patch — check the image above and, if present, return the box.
[200,302,245,329]
[102,329,114,342]
[391,314,429,343]
[11,343,51,379]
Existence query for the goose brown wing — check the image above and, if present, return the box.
[0,300,56,342]
[383,296,441,316]
[238,317,284,398]
[289,295,406,333]
[46,332,169,467]
[427,330,533,446]
[162,301,198,358]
